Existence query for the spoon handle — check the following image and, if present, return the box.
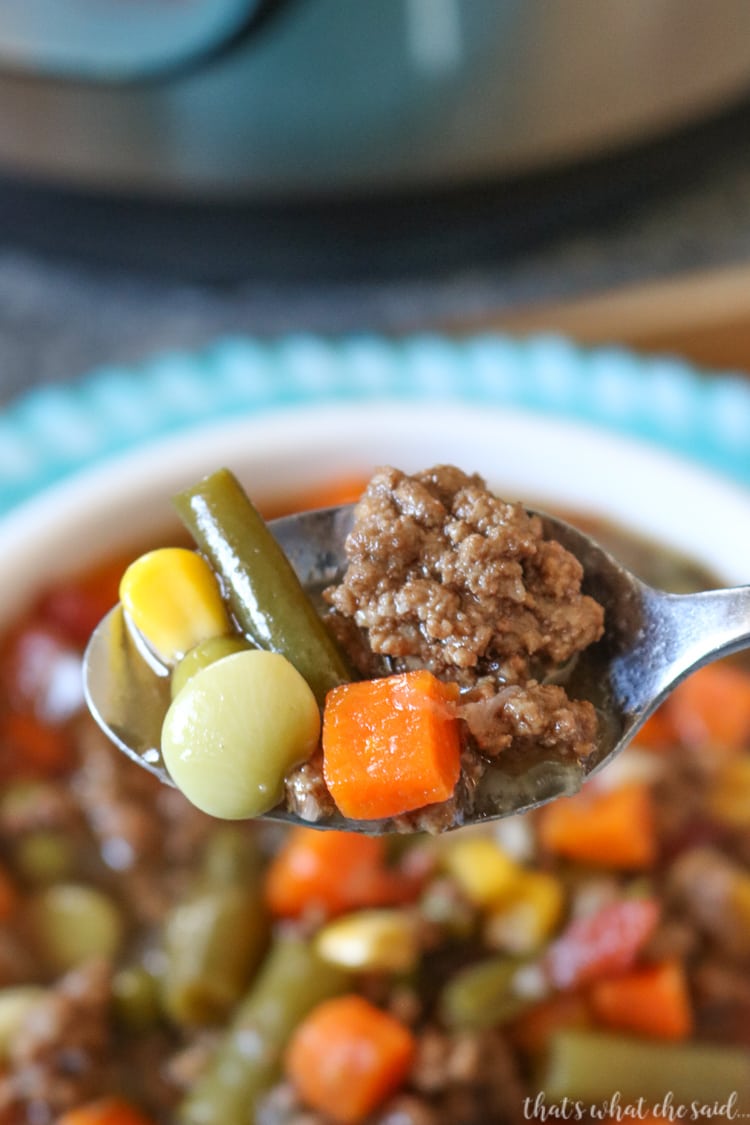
[621,585,750,714]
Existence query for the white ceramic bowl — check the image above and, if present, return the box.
[1,400,749,629]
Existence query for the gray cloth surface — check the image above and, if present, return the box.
[2,146,750,406]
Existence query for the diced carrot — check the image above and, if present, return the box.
[264,827,412,920]
[0,864,18,922]
[0,710,75,778]
[260,475,371,520]
[322,671,461,821]
[632,704,676,750]
[588,958,693,1040]
[543,897,660,991]
[285,994,416,1124]
[295,475,371,512]
[666,663,750,751]
[511,992,592,1057]
[56,1096,156,1125]
[537,782,656,870]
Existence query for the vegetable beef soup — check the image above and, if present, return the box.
[0,474,749,1124]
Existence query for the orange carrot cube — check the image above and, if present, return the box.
[286,994,415,1124]
[322,670,461,820]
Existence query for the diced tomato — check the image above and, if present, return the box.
[543,897,660,991]
[0,710,75,778]
[35,555,130,649]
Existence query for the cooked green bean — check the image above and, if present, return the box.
[178,935,349,1125]
[199,826,262,885]
[173,469,351,704]
[543,1030,750,1107]
[162,828,269,1025]
[438,955,530,1030]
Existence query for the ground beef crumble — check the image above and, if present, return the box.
[325,466,603,688]
[0,959,114,1124]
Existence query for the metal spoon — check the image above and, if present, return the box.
[83,504,750,833]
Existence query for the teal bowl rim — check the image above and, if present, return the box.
[1,332,748,516]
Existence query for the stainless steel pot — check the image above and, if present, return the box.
[1,0,750,201]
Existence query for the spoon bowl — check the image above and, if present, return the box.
[83,504,750,833]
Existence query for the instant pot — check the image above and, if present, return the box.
[2,0,750,277]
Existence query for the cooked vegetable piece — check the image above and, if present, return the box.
[163,884,268,1024]
[173,468,351,704]
[315,909,419,973]
[631,703,675,749]
[120,547,231,666]
[322,671,461,820]
[441,836,521,907]
[292,475,370,512]
[439,955,530,1030]
[161,828,269,1025]
[537,782,657,870]
[285,994,416,1125]
[542,1030,750,1106]
[56,1097,156,1125]
[170,634,252,699]
[484,871,565,954]
[161,649,320,819]
[264,828,410,920]
[588,959,693,1040]
[543,897,660,990]
[660,662,750,750]
[179,936,349,1125]
[26,883,123,973]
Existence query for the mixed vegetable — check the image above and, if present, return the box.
[0,474,747,1123]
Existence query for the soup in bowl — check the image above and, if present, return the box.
[0,403,749,1125]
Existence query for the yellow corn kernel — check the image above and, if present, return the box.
[315,909,419,973]
[484,870,564,955]
[120,548,231,666]
[442,837,522,908]
[708,757,750,828]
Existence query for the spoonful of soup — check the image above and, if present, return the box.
[83,465,750,834]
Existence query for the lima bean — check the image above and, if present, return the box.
[27,883,123,974]
[171,635,253,699]
[162,649,321,819]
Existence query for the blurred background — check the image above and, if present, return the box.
[2,0,750,402]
